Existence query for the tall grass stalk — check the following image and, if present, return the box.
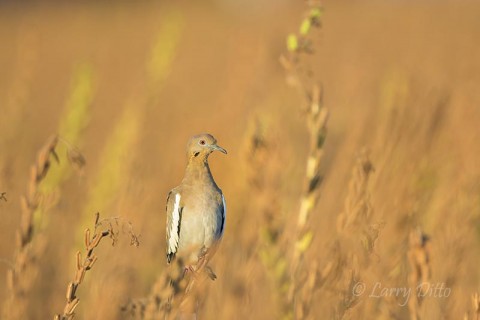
[34,65,92,232]
[54,213,139,320]
[280,3,326,318]
[3,136,59,320]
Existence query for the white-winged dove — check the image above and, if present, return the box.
[166,133,227,275]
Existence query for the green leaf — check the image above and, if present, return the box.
[287,34,298,52]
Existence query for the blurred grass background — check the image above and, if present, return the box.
[1,0,480,319]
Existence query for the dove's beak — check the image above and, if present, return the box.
[212,144,227,154]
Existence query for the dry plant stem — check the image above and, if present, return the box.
[293,84,328,260]
[280,3,327,317]
[1,192,6,202]
[465,293,480,320]
[337,150,376,237]
[334,151,377,318]
[471,293,480,320]
[122,259,191,320]
[247,121,293,316]
[54,213,112,320]
[288,84,328,315]
[3,135,59,320]
[52,213,138,319]
[407,228,430,320]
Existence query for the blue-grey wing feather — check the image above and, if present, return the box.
[218,194,226,238]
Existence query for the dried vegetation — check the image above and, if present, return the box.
[1,1,480,320]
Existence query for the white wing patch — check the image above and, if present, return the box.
[168,193,182,254]
[220,194,226,236]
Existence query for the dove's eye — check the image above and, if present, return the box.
[199,140,206,145]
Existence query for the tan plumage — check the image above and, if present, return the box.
[166,134,227,271]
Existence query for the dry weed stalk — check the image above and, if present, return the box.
[337,150,378,254]
[54,212,139,320]
[468,293,480,320]
[2,134,87,320]
[334,150,380,318]
[464,293,480,320]
[280,2,327,318]
[244,119,293,316]
[266,151,378,319]
[407,227,430,320]
[122,258,205,320]
[0,192,6,202]
[246,122,334,319]
[3,135,59,320]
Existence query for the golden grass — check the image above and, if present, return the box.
[407,228,430,320]
[3,135,59,320]
[1,1,480,319]
[2,135,84,319]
